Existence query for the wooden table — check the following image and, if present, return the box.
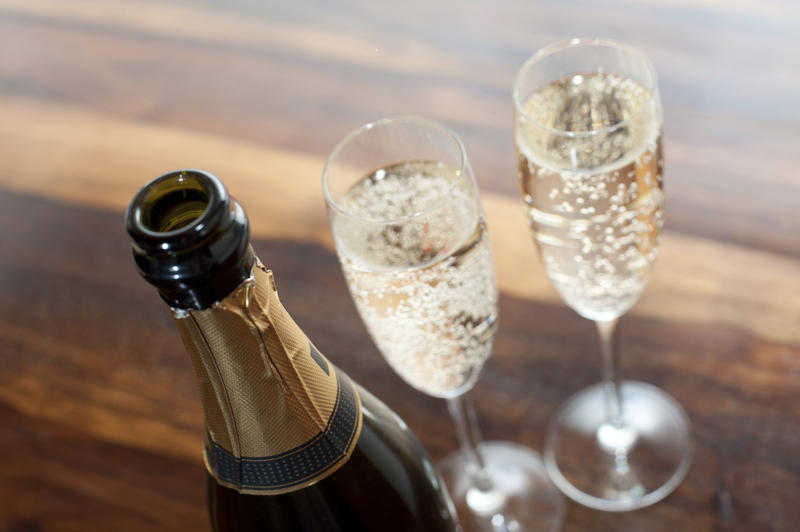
[1,1,798,530]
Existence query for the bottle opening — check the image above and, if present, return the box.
[139,173,212,233]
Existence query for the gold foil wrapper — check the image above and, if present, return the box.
[174,263,362,495]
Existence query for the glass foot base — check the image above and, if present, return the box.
[439,441,565,532]
[544,381,692,511]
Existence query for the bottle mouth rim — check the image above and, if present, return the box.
[126,168,254,310]
[126,169,227,252]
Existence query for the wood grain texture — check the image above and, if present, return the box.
[1,95,796,345]
[0,0,798,531]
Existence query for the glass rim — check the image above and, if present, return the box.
[512,37,660,139]
[322,116,470,225]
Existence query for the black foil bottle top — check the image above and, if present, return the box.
[125,169,255,310]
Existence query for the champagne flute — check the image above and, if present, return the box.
[323,117,564,531]
[513,38,692,511]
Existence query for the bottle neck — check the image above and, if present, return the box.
[173,262,362,495]
[126,170,363,494]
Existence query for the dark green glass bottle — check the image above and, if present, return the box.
[126,169,459,532]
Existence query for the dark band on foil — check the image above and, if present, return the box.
[310,343,330,376]
[205,369,359,491]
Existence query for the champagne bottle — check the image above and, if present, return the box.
[125,169,460,532]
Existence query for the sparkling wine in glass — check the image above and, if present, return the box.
[324,117,564,531]
[513,38,692,511]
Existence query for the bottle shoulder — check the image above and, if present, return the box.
[208,384,459,532]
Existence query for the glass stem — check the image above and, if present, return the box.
[596,318,623,427]
[447,393,493,492]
